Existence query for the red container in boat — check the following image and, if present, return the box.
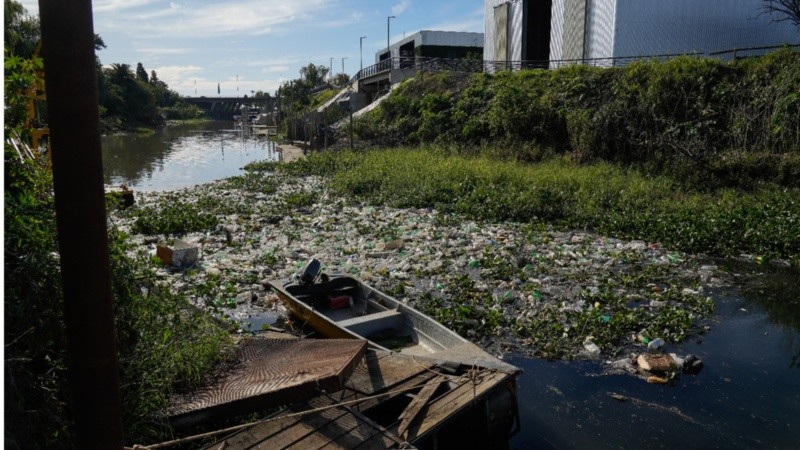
[327,295,353,309]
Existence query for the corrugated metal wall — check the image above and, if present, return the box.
[585,0,616,65]
[484,0,525,62]
[549,0,565,62]
[612,0,798,59]
[550,0,592,65]
[488,0,796,68]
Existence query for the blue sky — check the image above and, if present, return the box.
[20,0,485,97]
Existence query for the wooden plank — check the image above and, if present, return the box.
[354,372,437,412]
[267,407,350,449]
[208,395,337,448]
[397,377,444,438]
[402,372,509,442]
[347,350,434,395]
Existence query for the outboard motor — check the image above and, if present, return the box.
[299,258,322,285]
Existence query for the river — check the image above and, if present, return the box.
[101,120,279,191]
[508,260,799,449]
[102,124,798,448]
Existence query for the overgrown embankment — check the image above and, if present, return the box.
[281,150,800,266]
[4,148,232,447]
[355,49,800,190]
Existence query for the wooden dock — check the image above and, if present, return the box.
[196,338,519,449]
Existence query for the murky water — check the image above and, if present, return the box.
[508,262,799,449]
[101,121,279,191]
[103,124,798,446]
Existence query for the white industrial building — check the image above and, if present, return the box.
[484,0,798,67]
[377,30,484,62]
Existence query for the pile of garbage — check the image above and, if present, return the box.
[608,337,704,384]
[110,171,722,364]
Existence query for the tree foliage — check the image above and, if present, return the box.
[4,0,39,57]
[4,5,229,447]
[135,62,149,82]
[299,62,329,86]
[97,61,184,129]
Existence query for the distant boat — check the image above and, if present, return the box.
[268,260,521,373]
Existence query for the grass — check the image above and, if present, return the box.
[298,148,800,266]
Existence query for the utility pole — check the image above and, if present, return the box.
[341,57,348,78]
[38,0,123,447]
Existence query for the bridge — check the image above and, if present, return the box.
[182,96,276,119]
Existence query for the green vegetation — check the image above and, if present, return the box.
[4,146,232,447]
[132,200,220,235]
[287,149,800,266]
[5,2,231,445]
[356,50,800,190]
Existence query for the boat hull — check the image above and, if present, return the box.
[268,275,520,373]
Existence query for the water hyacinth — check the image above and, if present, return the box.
[112,159,725,361]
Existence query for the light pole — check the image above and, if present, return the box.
[341,57,348,78]
[387,16,395,61]
[329,57,334,83]
[360,35,367,74]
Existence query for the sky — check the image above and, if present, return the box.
[20,0,485,97]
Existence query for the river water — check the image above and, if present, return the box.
[101,124,798,448]
[508,261,799,449]
[101,121,279,191]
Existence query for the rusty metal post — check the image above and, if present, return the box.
[38,0,123,448]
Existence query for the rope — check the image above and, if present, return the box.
[124,375,459,450]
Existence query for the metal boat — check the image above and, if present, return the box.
[267,260,520,374]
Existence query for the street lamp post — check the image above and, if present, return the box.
[341,57,348,78]
[387,16,395,63]
[359,36,367,75]
[329,57,334,83]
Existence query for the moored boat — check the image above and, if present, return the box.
[267,260,520,374]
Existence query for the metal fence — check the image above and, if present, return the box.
[352,44,800,82]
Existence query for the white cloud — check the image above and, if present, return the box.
[135,47,195,56]
[108,0,333,38]
[261,66,290,74]
[94,0,160,13]
[428,17,484,33]
[392,0,410,16]
[151,64,204,89]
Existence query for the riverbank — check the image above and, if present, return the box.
[111,158,729,362]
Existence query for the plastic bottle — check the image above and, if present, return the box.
[647,337,665,351]
[583,339,601,357]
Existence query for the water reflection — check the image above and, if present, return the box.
[101,121,278,191]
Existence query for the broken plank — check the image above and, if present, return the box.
[347,350,434,395]
[355,372,438,412]
[404,371,509,442]
[397,376,445,438]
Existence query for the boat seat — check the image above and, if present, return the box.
[338,309,404,338]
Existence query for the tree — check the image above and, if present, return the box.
[332,73,351,86]
[299,62,329,87]
[761,0,800,27]
[135,62,148,83]
[4,0,40,57]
